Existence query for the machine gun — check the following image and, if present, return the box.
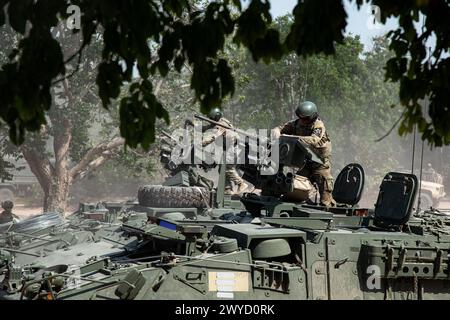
[194,114,324,198]
[159,114,326,210]
[193,114,323,165]
[159,130,215,190]
[194,114,268,144]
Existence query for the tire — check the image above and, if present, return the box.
[137,185,211,209]
[0,188,14,202]
[419,193,433,210]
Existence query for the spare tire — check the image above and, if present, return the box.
[137,185,211,209]
[419,192,433,210]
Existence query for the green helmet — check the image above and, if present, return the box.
[295,101,318,119]
[207,108,223,122]
[2,200,13,210]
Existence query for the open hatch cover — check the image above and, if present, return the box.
[374,172,418,226]
[333,163,365,206]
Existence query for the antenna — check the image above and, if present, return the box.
[416,132,425,213]
[416,46,433,214]
[411,126,416,175]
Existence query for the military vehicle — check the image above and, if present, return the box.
[2,117,450,300]
[3,169,450,300]
[397,166,446,210]
[418,169,446,209]
[0,159,39,201]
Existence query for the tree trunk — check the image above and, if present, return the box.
[274,79,287,123]
[44,172,72,213]
[43,113,73,214]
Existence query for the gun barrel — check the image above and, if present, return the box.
[161,131,176,141]
[276,172,285,179]
[194,114,269,144]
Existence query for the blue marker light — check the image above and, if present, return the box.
[159,220,177,231]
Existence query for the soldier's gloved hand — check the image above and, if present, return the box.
[272,128,281,139]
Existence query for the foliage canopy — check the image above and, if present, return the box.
[0,0,449,149]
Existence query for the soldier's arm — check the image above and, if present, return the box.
[275,121,295,136]
[202,126,227,147]
[299,123,326,147]
[184,119,194,128]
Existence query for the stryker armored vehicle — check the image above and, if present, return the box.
[2,117,450,300]
[4,170,450,300]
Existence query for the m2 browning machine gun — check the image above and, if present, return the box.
[238,134,324,202]
[194,114,324,203]
[194,114,366,217]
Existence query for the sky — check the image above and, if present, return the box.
[269,0,399,51]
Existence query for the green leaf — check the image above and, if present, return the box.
[8,0,32,34]
[0,0,6,26]
[97,61,123,108]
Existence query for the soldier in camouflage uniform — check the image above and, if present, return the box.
[275,101,336,207]
[0,201,20,224]
[202,108,249,195]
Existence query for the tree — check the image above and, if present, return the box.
[0,0,449,150]
[220,16,404,196]
[0,18,195,212]
[0,24,23,181]
[14,25,129,213]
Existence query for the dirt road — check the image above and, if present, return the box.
[10,197,450,220]
[13,204,77,219]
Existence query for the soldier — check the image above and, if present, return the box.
[201,108,249,195]
[0,200,20,224]
[426,163,436,175]
[426,163,443,184]
[274,101,336,207]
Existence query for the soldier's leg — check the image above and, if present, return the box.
[226,165,248,194]
[312,164,336,207]
[297,165,320,203]
[224,166,233,194]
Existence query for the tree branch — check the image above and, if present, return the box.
[53,80,74,179]
[374,110,406,142]
[20,145,53,192]
[154,78,165,96]
[74,155,109,181]
[69,137,125,180]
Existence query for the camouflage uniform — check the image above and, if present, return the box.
[202,118,246,193]
[0,201,20,224]
[278,118,336,207]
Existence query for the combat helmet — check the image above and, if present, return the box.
[207,108,223,122]
[2,200,13,210]
[295,101,318,120]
